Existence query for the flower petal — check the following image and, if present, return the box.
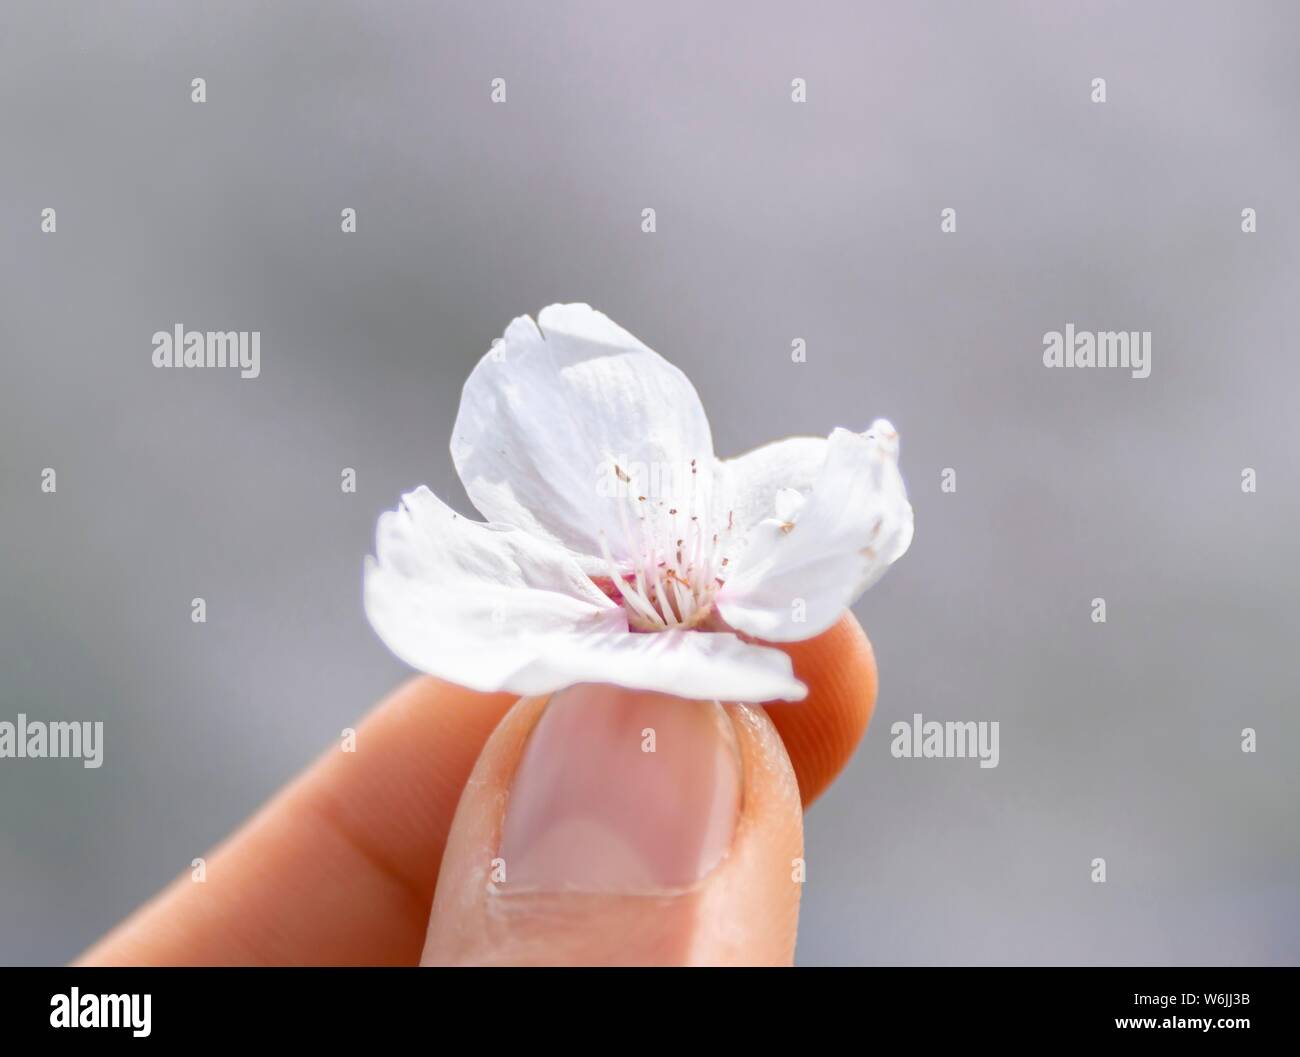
[450,304,716,567]
[716,421,913,642]
[716,434,829,538]
[365,485,624,688]
[495,628,808,703]
[773,487,807,524]
[365,486,806,702]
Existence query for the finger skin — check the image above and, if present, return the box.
[77,614,876,965]
[764,613,878,806]
[421,694,804,966]
[77,679,515,966]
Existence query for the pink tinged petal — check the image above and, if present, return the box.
[449,304,716,568]
[716,421,914,643]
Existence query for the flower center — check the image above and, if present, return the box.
[594,461,734,632]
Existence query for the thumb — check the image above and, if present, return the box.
[420,684,804,966]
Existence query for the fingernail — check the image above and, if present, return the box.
[497,685,741,893]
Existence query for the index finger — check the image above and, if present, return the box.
[77,613,878,965]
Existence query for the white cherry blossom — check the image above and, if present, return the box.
[365,304,912,703]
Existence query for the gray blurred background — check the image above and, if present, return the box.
[2,0,1297,965]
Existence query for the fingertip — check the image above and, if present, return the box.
[763,613,878,806]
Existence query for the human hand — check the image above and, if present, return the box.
[78,615,876,967]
